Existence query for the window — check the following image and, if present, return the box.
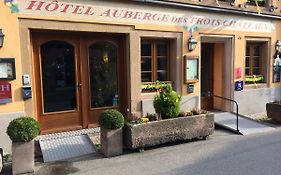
[141,40,169,83]
[245,42,267,84]
[247,0,267,7]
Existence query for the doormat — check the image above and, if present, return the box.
[39,135,96,163]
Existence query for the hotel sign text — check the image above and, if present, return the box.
[18,0,275,33]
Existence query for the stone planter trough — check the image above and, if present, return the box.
[124,113,214,150]
[266,102,281,122]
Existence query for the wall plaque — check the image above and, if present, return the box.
[0,81,12,104]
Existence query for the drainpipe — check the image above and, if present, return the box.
[132,0,281,20]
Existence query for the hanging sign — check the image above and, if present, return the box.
[0,81,12,104]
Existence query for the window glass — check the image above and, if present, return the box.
[245,42,266,84]
[247,0,267,7]
[141,40,169,83]
[157,42,167,56]
[141,43,151,56]
[88,42,118,108]
[41,41,77,113]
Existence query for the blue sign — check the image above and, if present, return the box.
[235,81,244,91]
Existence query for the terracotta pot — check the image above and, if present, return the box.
[12,140,34,175]
[100,128,123,157]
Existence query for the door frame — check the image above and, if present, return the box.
[200,35,234,111]
[80,35,128,128]
[32,32,83,134]
[32,31,128,133]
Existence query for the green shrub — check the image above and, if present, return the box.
[6,117,40,142]
[98,109,125,129]
[153,85,181,119]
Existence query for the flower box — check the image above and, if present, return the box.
[124,113,214,150]
[266,102,281,123]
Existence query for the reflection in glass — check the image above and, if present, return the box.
[253,57,260,67]
[186,59,198,81]
[157,42,167,56]
[157,57,167,81]
[141,43,151,56]
[141,57,152,71]
[273,54,281,83]
[253,46,260,56]
[89,42,118,108]
[41,41,77,113]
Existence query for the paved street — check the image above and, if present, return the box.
[29,127,281,175]
[2,127,281,175]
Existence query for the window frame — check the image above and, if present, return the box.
[245,43,262,77]
[141,39,170,83]
[244,38,270,87]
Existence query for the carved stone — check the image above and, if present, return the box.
[124,113,214,150]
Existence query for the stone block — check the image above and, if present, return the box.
[12,140,34,175]
[101,128,123,157]
[266,102,281,123]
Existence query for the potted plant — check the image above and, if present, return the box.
[153,85,181,119]
[98,109,125,157]
[124,85,214,151]
[6,117,40,175]
[266,101,281,122]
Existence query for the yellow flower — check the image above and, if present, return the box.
[140,118,149,123]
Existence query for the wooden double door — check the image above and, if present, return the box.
[32,32,127,134]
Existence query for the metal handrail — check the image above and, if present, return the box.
[212,95,240,134]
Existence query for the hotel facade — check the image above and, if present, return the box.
[0,0,281,152]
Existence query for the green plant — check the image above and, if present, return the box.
[6,117,40,142]
[191,108,208,115]
[98,109,125,129]
[245,75,264,84]
[145,113,158,121]
[3,154,11,162]
[153,85,181,119]
[178,111,187,117]
[141,81,171,92]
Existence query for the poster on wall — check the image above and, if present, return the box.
[0,81,12,104]
[185,57,199,83]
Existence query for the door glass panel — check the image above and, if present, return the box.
[89,42,118,108]
[41,41,77,113]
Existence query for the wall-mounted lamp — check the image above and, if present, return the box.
[275,40,281,53]
[0,29,4,48]
[188,36,197,52]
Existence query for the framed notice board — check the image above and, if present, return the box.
[184,56,199,83]
[0,58,16,80]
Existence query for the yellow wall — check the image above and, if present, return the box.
[0,0,281,116]
[0,3,24,114]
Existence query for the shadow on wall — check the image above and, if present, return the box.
[234,87,281,115]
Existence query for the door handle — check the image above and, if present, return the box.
[78,83,82,89]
